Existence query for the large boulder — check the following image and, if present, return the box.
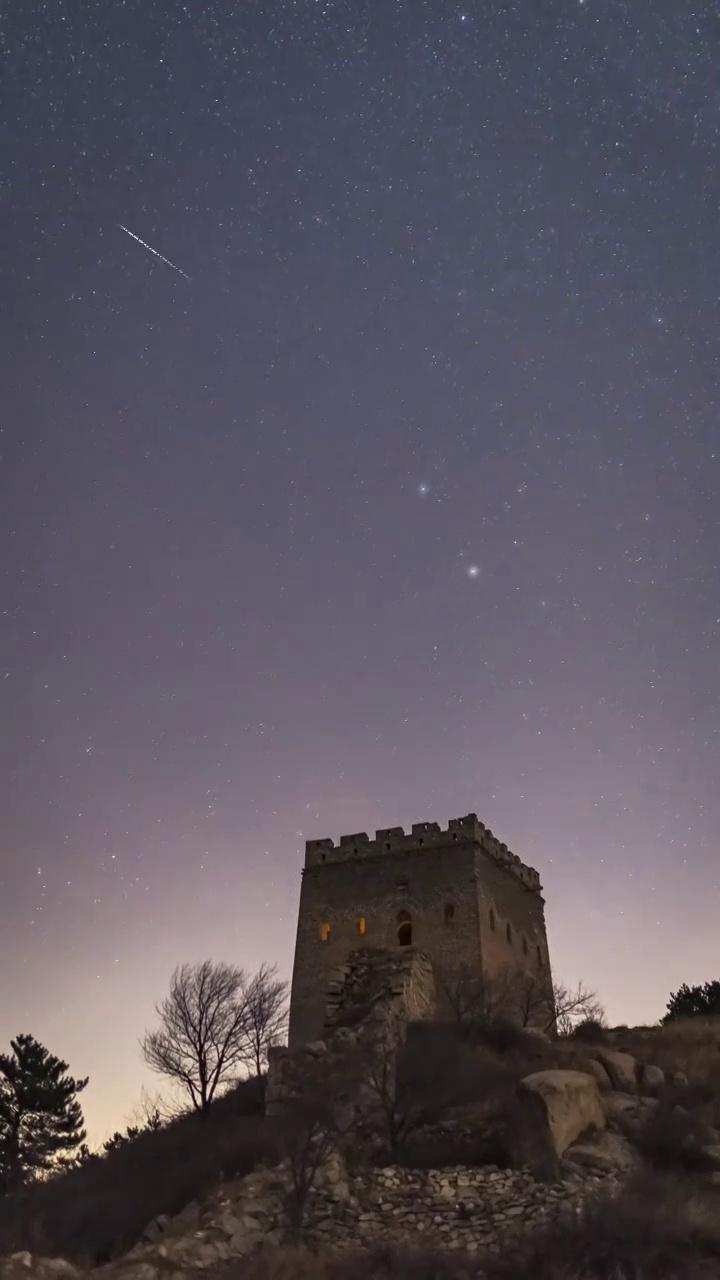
[592,1048,638,1093]
[507,1069,606,1181]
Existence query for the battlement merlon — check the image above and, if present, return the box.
[303,813,542,891]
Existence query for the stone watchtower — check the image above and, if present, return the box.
[288,812,552,1049]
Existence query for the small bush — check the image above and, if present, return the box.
[0,1077,273,1264]
[464,1015,549,1060]
[636,1102,717,1174]
[397,1124,511,1171]
[485,1175,720,1279]
[570,1018,607,1044]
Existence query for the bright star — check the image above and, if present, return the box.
[467,565,479,578]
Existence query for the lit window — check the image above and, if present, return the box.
[357,916,366,935]
[397,909,412,947]
[320,922,330,942]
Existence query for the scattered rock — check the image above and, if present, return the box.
[602,1092,657,1136]
[572,1056,612,1091]
[563,1129,639,1176]
[639,1063,665,1095]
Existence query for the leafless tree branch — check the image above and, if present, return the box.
[140,960,253,1113]
[239,963,289,1079]
[437,964,604,1038]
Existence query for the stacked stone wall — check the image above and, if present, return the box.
[3,1160,619,1280]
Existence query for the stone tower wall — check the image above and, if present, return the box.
[288,813,551,1049]
[289,841,481,1049]
[477,849,552,982]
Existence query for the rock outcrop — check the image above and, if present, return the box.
[507,1069,606,1180]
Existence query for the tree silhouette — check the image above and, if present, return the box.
[239,963,288,1080]
[142,960,253,1113]
[438,965,603,1036]
[0,1034,88,1194]
[662,981,720,1023]
[102,1107,163,1154]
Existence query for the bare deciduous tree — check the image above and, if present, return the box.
[504,969,556,1031]
[552,981,606,1036]
[239,963,288,1079]
[438,964,604,1038]
[355,1019,464,1159]
[278,1054,354,1236]
[141,960,252,1113]
[437,964,516,1026]
[506,971,604,1036]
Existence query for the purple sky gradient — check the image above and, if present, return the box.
[2,0,718,1144]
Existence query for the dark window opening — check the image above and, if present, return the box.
[489,908,496,932]
[522,935,528,956]
[537,945,543,968]
[321,853,326,862]
[506,922,513,945]
[397,909,412,947]
[444,903,455,925]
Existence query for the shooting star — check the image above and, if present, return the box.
[118,224,191,280]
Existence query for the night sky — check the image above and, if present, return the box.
[2,0,718,1144]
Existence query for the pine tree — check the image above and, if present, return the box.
[0,1034,88,1193]
[662,981,720,1023]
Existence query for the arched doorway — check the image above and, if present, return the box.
[397,909,412,946]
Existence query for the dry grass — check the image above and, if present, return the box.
[608,1018,720,1126]
[610,1018,720,1086]
[0,1077,273,1265]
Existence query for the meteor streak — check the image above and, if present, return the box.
[118,224,191,280]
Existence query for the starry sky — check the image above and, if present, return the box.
[2,0,719,1145]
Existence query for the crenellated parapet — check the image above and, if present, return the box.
[304,812,541,891]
